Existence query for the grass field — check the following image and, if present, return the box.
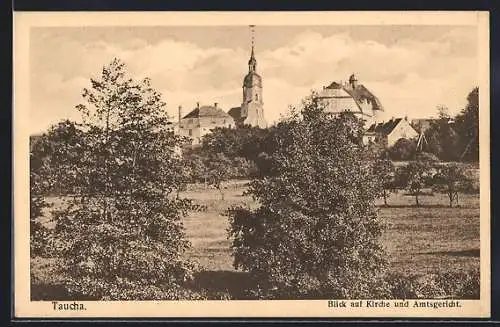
[32,178,480,299]
[181,180,480,276]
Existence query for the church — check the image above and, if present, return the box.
[175,27,267,145]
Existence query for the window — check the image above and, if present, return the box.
[188,129,192,136]
[255,94,259,101]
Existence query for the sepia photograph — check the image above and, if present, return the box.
[14,11,490,318]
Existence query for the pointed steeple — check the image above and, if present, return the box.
[248,25,257,72]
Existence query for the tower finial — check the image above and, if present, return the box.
[250,25,255,54]
[248,25,257,72]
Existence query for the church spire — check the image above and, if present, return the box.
[248,25,257,72]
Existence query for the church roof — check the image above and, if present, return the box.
[182,105,232,119]
[366,118,403,134]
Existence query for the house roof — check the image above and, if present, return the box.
[344,84,384,111]
[182,105,231,119]
[366,118,403,134]
[318,79,384,116]
[228,106,242,120]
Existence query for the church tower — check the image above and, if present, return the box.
[240,25,267,128]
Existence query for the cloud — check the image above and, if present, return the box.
[30,27,478,134]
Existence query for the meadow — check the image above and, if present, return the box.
[31,178,480,300]
[182,179,480,275]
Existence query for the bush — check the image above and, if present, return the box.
[385,269,480,299]
[228,96,387,299]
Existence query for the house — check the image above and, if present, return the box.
[364,117,419,148]
[177,102,234,146]
[317,73,384,127]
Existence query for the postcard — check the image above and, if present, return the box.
[13,11,490,318]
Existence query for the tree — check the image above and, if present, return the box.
[227,96,387,299]
[388,138,417,161]
[424,107,461,161]
[203,152,233,200]
[454,87,479,162]
[373,159,396,206]
[398,160,433,206]
[432,163,471,207]
[47,58,197,300]
[30,120,85,257]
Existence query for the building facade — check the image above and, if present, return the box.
[364,117,419,148]
[177,103,234,145]
[317,74,384,127]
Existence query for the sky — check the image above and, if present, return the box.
[29,25,478,134]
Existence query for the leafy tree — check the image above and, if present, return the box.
[454,87,479,162]
[424,107,460,161]
[388,138,417,161]
[228,96,387,299]
[201,126,270,162]
[203,152,233,200]
[373,159,396,206]
[432,163,472,207]
[30,120,85,257]
[397,160,434,206]
[48,58,197,300]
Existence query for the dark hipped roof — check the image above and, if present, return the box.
[366,118,402,134]
[323,80,384,112]
[182,105,231,119]
[228,106,242,120]
[325,81,343,89]
[344,84,384,111]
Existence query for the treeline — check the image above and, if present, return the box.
[374,157,477,208]
[388,88,479,162]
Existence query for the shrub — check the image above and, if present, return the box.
[228,96,387,299]
[385,269,480,299]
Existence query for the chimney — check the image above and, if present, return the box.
[349,73,358,88]
[214,102,218,108]
[178,105,182,123]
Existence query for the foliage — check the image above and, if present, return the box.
[30,122,83,257]
[454,87,479,162]
[396,160,434,206]
[415,151,440,163]
[201,126,271,162]
[227,96,387,299]
[373,159,396,206]
[30,120,86,195]
[41,58,196,300]
[388,138,417,161]
[432,163,472,207]
[423,114,461,161]
[386,269,480,299]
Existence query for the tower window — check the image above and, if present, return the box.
[255,94,259,101]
